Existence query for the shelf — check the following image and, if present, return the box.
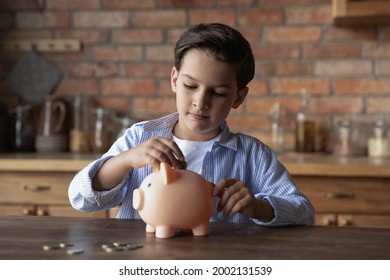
[333,0,390,26]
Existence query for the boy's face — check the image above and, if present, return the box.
[171,49,248,141]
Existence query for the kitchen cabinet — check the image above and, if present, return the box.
[280,153,390,229]
[1,153,389,228]
[0,153,116,218]
[332,0,390,26]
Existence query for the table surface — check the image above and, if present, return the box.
[0,216,389,260]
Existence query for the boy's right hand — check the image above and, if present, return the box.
[124,137,186,170]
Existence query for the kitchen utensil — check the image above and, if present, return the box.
[5,49,62,105]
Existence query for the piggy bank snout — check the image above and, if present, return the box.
[132,189,144,210]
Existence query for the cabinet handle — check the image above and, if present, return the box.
[22,208,35,216]
[339,218,354,227]
[22,185,51,192]
[323,218,336,226]
[322,192,355,199]
[36,208,48,216]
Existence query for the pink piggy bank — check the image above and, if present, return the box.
[132,162,214,238]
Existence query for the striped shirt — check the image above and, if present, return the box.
[68,112,314,226]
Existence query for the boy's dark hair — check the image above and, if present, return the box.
[174,23,255,90]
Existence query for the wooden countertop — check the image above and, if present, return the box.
[0,152,389,177]
[0,153,99,172]
[1,215,389,260]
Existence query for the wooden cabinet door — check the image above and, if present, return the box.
[338,214,390,229]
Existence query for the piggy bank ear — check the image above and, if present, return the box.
[160,162,178,185]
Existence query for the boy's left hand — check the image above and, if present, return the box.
[212,178,274,222]
[212,178,258,218]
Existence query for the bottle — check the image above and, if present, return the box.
[367,118,390,158]
[8,104,36,152]
[269,102,285,154]
[69,95,92,153]
[90,107,116,153]
[295,88,316,153]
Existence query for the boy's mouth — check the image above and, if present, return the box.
[189,112,209,120]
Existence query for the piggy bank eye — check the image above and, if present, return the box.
[147,182,152,188]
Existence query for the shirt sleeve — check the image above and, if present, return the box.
[68,124,142,212]
[249,147,315,227]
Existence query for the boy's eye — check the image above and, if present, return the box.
[184,84,197,89]
[213,91,227,97]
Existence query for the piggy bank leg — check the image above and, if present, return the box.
[155,226,175,238]
[146,224,155,233]
[192,223,209,236]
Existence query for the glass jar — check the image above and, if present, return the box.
[69,95,93,153]
[8,104,36,152]
[367,118,390,158]
[333,116,367,157]
[90,107,116,153]
[115,116,137,139]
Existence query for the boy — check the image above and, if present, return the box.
[69,23,314,226]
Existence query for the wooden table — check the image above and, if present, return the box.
[0,216,389,260]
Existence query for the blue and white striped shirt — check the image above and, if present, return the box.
[68,112,314,226]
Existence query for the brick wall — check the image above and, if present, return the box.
[1,0,390,152]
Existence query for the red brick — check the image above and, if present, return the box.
[2,30,52,39]
[166,28,187,44]
[102,79,155,96]
[310,97,363,114]
[218,0,257,7]
[325,27,377,41]
[112,29,164,44]
[252,45,300,59]
[363,43,390,57]
[247,80,269,96]
[190,10,236,26]
[104,0,155,9]
[132,11,186,27]
[262,0,311,3]
[16,12,69,28]
[266,27,322,43]
[58,30,109,44]
[74,11,128,28]
[69,63,118,78]
[273,79,331,95]
[146,46,174,62]
[240,8,284,25]
[133,97,176,115]
[335,78,390,95]
[41,52,89,62]
[379,26,390,39]
[286,6,332,24]
[226,114,269,131]
[315,60,372,76]
[247,97,299,116]
[304,44,361,58]
[375,60,390,75]
[46,0,100,9]
[93,46,143,61]
[260,62,312,77]
[160,0,213,7]
[124,63,172,78]
[237,27,262,43]
[54,79,99,96]
[157,79,173,96]
[367,97,390,113]
[0,0,38,10]
[94,97,131,116]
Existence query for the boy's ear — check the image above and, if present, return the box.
[232,87,248,109]
[171,67,178,93]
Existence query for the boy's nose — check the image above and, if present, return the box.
[193,91,209,109]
